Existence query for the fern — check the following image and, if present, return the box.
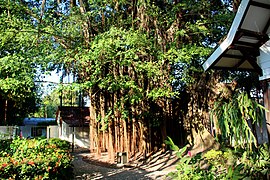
[210,92,266,150]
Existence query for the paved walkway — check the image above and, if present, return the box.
[72,150,178,180]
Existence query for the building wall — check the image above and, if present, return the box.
[258,41,270,81]
[263,83,270,141]
[47,125,59,139]
[20,125,47,138]
[60,122,90,148]
[20,126,32,138]
[0,125,87,144]
[256,40,270,142]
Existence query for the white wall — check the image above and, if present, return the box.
[0,123,89,148]
[47,125,59,138]
[258,41,270,81]
[60,122,90,148]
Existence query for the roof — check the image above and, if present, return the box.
[203,0,270,75]
[58,106,90,127]
[23,118,55,125]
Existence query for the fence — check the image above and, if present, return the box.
[0,126,19,139]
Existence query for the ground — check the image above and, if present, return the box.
[72,149,178,180]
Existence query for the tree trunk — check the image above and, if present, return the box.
[89,91,95,152]
[100,92,106,152]
[107,92,115,162]
[138,121,145,157]
[96,122,101,157]
[123,119,128,161]
[108,121,114,162]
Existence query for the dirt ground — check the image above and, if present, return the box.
[72,149,178,180]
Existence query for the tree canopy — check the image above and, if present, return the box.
[0,1,42,124]
[1,0,261,158]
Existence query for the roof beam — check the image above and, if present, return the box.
[234,58,246,68]
[240,48,263,75]
[233,29,269,47]
[223,54,243,59]
[263,17,270,34]
[211,66,260,73]
[234,41,259,48]
[229,45,260,57]
[245,57,263,75]
[250,1,270,9]
[238,29,268,40]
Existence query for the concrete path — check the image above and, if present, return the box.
[72,150,177,180]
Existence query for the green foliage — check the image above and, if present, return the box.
[165,143,215,180]
[75,27,175,100]
[0,0,236,152]
[210,92,266,149]
[48,138,70,150]
[0,132,11,140]
[238,144,270,177]
[34,89,60,118]
[0,54,39,123]
[0,0,47,122]
[167,139,270,180]
[0,139,12,152]
[65,26,178,126]
[165,136,180,151]
[0,138,73,179]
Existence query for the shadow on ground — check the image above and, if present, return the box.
[72,149,177,180]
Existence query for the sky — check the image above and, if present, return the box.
[39,70,61,97]
[43,70,60,84]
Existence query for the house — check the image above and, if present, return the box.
[0,118,56,139]
[56,106,90,148]
[202,0,270,143]
[21,117,56,138]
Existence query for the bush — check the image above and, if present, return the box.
[166,137,270,180]
[0,139,12,152]
[0,138,73,179]
[48,138,70,150]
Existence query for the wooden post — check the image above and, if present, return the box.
[4,100,7,125]
[72,126,75,152]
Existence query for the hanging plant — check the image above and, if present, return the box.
[210,92,266,150]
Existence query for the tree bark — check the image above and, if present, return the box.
[123,119,128,161]
[89,91,95,152]
[108,121,114,162]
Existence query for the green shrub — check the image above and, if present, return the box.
[166,137,270,180]
[48,138,70,150]
[0,138,73,179]
[0,139,12,152]
[238,144,270,178]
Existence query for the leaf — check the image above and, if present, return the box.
[165,136,179,151]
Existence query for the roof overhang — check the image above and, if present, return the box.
[58,106,90,127]
[203,0,270,75]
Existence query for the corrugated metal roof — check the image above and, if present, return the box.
[23,118,55,125]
